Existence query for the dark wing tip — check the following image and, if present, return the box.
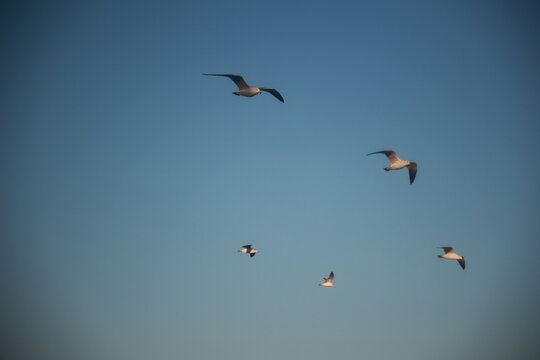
[202,74,246,88]
[408,162,417,184]
[366,150,394,156]
[458,257,465,270]
[250,253,256,258]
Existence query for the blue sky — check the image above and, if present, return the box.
[1,1,539,359]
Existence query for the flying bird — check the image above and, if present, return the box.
[367,150,418,184]
[238,245,259,258]
[437,247,465,270]
[319,271,335,287]
[202,73,284,103]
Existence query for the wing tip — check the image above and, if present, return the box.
[366,150,394,156]
[458,257,465,270]
[408,166,417,184]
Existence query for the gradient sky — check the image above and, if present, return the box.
[1,1,540,359]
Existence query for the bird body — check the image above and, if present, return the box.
[319,271,335,287]
[384,158,411,171]
[238,245,259,258]
[437,247,465,270]
[367,150,417,184]
[202,73,284,102]
[234,87,261,97]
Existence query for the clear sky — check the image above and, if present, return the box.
[1,1,539,359]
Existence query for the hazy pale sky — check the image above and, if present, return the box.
[1,1,539,359]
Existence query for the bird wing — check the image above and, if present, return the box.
[250,252,256,258]
[259,88,284,103]
[366,150,399,164]
[202,73,249,90]
[408,162,417,184]
[328,272,334,281]
[242,245,252,250]
[439,247,453,254]
[458,257,465,270]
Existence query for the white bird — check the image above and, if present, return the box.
[437,247,465,270]
[319,271,335,287]
[202,73,284,103]
[367,150,418,184]
[238,245,259,258]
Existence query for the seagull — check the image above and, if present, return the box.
[366,150,418,184]
[437,247,466,270]
[319,271,335,287]
[202,73,284,103]
[238,245,259,258]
